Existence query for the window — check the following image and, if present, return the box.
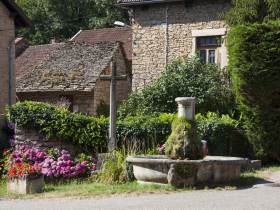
[197,36,221,64]
[59,95,73,112]
[198,36,221,46]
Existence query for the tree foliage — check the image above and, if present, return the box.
[15,0,129,45]
[227,21,280,162]
[118,54,236,119]
[221,0,280,26]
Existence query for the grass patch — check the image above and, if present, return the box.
[0,165,279,200]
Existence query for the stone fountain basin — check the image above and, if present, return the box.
[127,155,250,187]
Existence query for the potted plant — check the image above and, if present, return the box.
[6,162,43,194]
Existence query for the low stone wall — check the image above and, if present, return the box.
[15,126,82,157]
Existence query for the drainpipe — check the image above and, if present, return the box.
[9,28,29,106]
[165,4,168,68]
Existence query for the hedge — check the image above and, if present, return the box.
[6,101,106,148]
[7,101,250,157]
[227,21,280,161]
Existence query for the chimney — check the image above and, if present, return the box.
[51,37,59,44]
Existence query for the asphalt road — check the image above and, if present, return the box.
[1,184,280,210]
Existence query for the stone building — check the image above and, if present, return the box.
[16,41,132,117]
[70,27,132,63]
[116,0,233,90]
[0,0,33,139]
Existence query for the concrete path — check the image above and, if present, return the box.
[1,172,280,210]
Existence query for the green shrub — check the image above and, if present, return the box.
[196,112,241,156]
[116,113,175,147]
[227,21,280,162]
[96,100,110,118]
[220,0,280,27]
[6,101,106,148]
[118,54,235,119]
[124,161,135,182]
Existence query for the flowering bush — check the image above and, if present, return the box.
[2,146,97,179]
[157,144,165,153]
[41,149,97,179]
[7,163,41,178]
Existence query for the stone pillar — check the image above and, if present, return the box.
[175,97,198,119]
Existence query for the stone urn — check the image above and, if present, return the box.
[7,173,44,194]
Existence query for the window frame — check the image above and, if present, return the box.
[197,36,222,47]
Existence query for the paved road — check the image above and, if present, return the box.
[1,183,280,210]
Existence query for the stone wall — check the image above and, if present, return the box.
[17,91,95,116]
[15,127,82,157]
[131,0,233,90]
[94,46,132,117]
[0,2,16,138]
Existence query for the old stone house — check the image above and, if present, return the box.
[0,0,33,139]
[116,0,233,90]
[16,41,132,117]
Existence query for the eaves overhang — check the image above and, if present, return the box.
[1,0,34,29]
[115,0,184,7]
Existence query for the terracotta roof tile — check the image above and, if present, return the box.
[72,27,132,60]
[16,44,60,79]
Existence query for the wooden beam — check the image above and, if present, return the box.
[9,12,18,18]
[115,75,127,80]
[100,75,112,80]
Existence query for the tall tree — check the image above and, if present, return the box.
[221,0,280,26]
[15,0,129,45]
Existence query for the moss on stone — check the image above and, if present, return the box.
[165,116,204,160]
[175,164,198,179]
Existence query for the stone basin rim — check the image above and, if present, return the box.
[127,155,249,165]
[175,97,198,102]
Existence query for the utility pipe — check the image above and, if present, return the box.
[165,4,168,68]
[9,28,29,106]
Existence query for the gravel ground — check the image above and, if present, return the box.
[1,171,280,210]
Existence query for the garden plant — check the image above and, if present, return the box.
[227,21,280,162]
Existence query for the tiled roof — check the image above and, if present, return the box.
[16,43,60,79]
[72,27,132,60]
[15,38,31,47]
[16,41,123,92]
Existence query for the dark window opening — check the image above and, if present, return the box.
[209,50,215,63]
[200,50,207,62]
[59,95,73,112]
[198,36,221,46]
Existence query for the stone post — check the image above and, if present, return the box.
[175,97,198,119]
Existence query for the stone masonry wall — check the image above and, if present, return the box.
[94,46,132,117]
[15,127,82,157]
[131,0,233,89]
[17,91,95,116]
[0,2,16,138]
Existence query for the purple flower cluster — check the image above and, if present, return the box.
[5,146,97,179]
[7,122,15,130]
[7,146,47,167]
[7,122,15,146]
[157,144,165,153]
[9,138,14,146]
